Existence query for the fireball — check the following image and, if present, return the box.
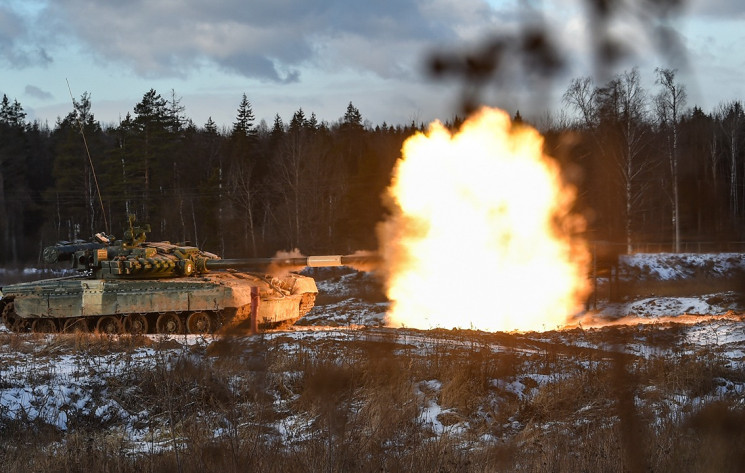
[378,107,590,332]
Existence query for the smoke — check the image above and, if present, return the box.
[267,248,306,277]
[375,212,418,286]
[345,250,383,273]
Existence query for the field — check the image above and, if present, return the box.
[1,254,745,472]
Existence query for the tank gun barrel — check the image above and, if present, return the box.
[205,253,381,271]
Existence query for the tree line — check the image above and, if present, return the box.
[0,91,410,264]
[560,68,744,254]
[0,67,744,265]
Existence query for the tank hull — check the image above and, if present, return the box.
[0,272,317,334]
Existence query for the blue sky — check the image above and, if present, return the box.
[1,0,743,129]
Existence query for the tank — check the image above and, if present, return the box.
[0,216,379,335]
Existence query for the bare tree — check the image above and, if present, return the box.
[715,101,744,220]
[274,114,308,249]
[229,158,259,256]
[564,69,652,252]
[563,77,598,128]
[617,68,652,253]
[655,68,686,252]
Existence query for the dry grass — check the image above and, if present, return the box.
[0,325,744,472]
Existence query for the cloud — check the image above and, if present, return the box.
[0,5,53,68]
[36,0,500,82]
[687,0,745,18]
[25,85,53,100]
[218,51,300,83]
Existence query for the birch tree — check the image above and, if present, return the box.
[715,101,744,222]
[655,68,686,252]
[564,70,651,252]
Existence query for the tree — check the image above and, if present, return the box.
[679,107,723,238]
[274,108,311,249]
[0,95,29,263]
[225,95,260,255]
[342,102,363,131]
[563,70,652,251]
[289,108,307,132]
[204,116,218,135]
[0,95,26,127]
[655,68,686,252]
[715,101,744,223]
[307,112,319,131]
[166,89,186,134]
[49,92,106,238]
[128,89,172,224]
[616,68,651,252]
[232,93,256,138]
[271,114,284,137]
[563,77,598,127]
[229,157,259,255]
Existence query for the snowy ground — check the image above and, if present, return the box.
[1,254,745,471]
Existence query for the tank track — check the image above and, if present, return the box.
[1,290,317,335]
[0,302,226,335]
[299,293,317,317]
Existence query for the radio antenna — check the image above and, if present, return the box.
[66,79,109,234]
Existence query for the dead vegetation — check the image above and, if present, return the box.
[0,324,744,473]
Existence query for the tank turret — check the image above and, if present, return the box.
[42,215,220,279]
[1,216,379,335]
[42,215,380,280]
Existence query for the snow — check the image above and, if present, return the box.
[598,295,736,319]
[620,252,745,281]
[685,320,745,346]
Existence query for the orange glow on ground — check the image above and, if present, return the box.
[378,107,590,332]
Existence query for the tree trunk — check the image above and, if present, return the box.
[672,125,680,253]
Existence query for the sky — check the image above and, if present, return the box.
[1,0,743,130]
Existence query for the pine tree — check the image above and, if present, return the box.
[232,93,256,138]
[49,92,106,238]
[128,89,173,224]
[271,114,284,140]
[0,95,29,262]
[205,117,218,135]
[289,108,307,132]
[308,112,319,131]
[166,89,186,134]
[342,102,362,130]
[0,94,27,127]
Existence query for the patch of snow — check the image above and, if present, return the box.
[685,321,745,346]
[620,253,745,281]
[598,294,738,319]
[493,379,527,399]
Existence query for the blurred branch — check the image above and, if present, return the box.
[427,0,688,117]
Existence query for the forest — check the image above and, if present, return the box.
[0,66,744,265]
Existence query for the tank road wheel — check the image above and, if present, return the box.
[2,302,27,332]
[96,315,123,335]
[10,318,29,332]
[156,312,183,335]
[123,314,149,335]
[31,318,58,333]
[1,301,11,325]
[186,312,213,334]
[63,318,90,333]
